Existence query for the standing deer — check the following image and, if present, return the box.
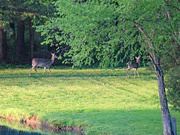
[126,57,140,79]
[29,53,58,76]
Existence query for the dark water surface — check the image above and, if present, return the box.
[0,125,77,135]
[0,125,42,135]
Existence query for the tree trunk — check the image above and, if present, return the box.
[29,20,34,60]
[16,20,25,63]
[3,30,7,61]
[152,57,174,135]
[0,28,3,62]
[0,28,7,63]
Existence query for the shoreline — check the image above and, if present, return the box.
[0,114,85,135]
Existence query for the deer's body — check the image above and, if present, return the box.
[126,57,140,79]
[29,53,58,76]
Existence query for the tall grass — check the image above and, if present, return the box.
[0,67,179,135]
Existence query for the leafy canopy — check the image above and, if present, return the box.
[37,0,143,67]
[37,0,179,69]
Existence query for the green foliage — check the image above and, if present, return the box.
[120,0,179,57]
[166,66,180,112]
[36,0,143,68]
[161,36,180,111]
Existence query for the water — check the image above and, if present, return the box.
[0,125,78,135]
[0,117,80,135]
[0,125,42,135]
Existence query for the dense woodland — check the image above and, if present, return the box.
[0,0,179,135]
[0,0,55,64]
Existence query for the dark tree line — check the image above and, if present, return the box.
[0,0,55,64]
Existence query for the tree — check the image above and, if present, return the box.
[0,0,55,63]
[119,0,179,134]
[29,19,35,59]
[37,0,179,134]
[16,20,25,61]
[0,2,8,63]
[0,27,7,62]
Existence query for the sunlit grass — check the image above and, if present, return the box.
[0,67,179,135]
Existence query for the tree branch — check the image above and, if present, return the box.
[134,22,154,49]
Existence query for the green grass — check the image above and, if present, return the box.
[0,67,179,135]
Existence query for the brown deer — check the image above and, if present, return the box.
[126,57,140,79]
[29,53,58,76]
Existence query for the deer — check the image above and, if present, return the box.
[29,53,58,76]
[126,57,140,79]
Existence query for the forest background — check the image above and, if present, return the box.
[0,0,179,134]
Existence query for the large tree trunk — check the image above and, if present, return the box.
[0,28,7,63]
[156,66,173,135]
[16,20,25,63]
[29,20,34,60]
[150,56,173,135]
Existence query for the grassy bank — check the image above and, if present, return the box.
[0,67,179,135]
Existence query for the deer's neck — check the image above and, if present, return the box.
[136,59,140,64]
[51,56,54,61]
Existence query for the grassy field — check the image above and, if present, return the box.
[0,67,179,135]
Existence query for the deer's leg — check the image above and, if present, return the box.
[126,69,129,78]
[127,69,131,78]
[136,69,139,77]
[42,67,46,75]
[29,65,36,76]
[29,67,34,76]
[134,69,139,78]
[35,66,39,76]
[48,67,51,75]
[134,69,137,78]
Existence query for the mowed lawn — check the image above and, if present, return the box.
[0,67,179,135]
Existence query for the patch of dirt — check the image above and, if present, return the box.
[21,115,41,130]
[0,114,85,135]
